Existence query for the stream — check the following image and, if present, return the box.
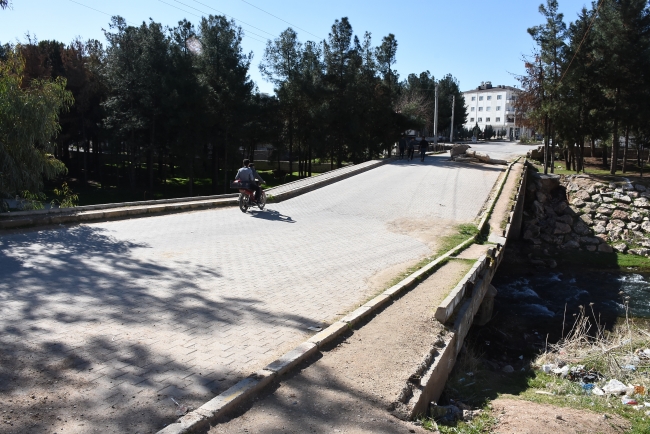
[461,267,650,371]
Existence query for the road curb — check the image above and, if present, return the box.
[400,157,530,418]
[1,158,395,231]
[476,156,521,233]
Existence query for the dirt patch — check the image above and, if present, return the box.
[366,217,459,295]
[453,243,490,260]
[387,217,457,251]
[489,161,523,235]
[210,260,473,433]
[490,398,629,434]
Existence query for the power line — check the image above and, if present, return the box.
[557,0,603,86]
[67,0,137,26]
[158,0,267,44]
[189,0,276,38]
[239,0,323,40]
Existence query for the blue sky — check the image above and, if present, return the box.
[1,0,592,94]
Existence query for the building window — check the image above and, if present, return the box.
[478,117,482,122]
[478,107,483,111]
[486,117,491,122]
[487,96,492,100]
[496,117,501,122]
[497,95,502,100]
[471,96,476,101]
[486,106,491,111]
[479,96,483,101]
[470,117,475,122]
[471,107,475,111]
[496,106,501,111]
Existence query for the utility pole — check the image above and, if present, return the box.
[433,84,439,151]
[449,95,455,144]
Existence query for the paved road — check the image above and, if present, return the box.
[0,154,513,433]
[462,140,538,160]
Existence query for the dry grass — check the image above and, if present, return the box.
[536,303,650,388]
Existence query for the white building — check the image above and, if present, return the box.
[462,81,530,139]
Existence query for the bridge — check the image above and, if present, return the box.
[0,142,534,433]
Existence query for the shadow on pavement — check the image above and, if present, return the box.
[0,225,315,433]
[249,209,296,223]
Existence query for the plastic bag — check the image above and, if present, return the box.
[603,379,628,395]
[542,364,557,374]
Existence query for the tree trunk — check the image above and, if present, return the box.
[543,115,549,175]
[622,126,629,174]
[188,153,194,196]
[639,144,645,177]
[83,141,89,186]
[578,137,585,173]
[148,120,156,196]
[212,142,219,195]
[289,117,293,176]
[564,148,570,170]
[308,141,312,177]
[610,88,620,174]
[129,141,136,192]
[590,136,595,158]
[158,148,164,192]
[572,147,577,172]
[224,145,229,194]
[550,124,555,174]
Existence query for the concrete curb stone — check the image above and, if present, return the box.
[264,343,318,376]
[340,306,373,327]
[306,322,349,347]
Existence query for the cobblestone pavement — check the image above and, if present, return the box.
[0,155,508,433]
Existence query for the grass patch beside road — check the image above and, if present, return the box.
[435,224,479,257]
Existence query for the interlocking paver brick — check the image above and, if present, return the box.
[0,149,531,433]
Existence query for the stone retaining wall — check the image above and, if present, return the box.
[522,171,650,257]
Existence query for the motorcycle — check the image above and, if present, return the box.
[230,179,266,213]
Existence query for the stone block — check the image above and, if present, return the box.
[157,411,207,433]
[264,343,318,375]
[340,306,373,327]
[307,322,349,348]
[598,243,614,253]
[363,294,392,311]
[554,222,572,234]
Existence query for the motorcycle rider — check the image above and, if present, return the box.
[235,159,257,200]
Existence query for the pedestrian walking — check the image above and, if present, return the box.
[419,136,428,162]
[407,137,416,161]
[398,134,407,159]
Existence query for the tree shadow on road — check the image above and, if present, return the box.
[0,225,318,433]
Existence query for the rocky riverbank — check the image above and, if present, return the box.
[522,169,650,259]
